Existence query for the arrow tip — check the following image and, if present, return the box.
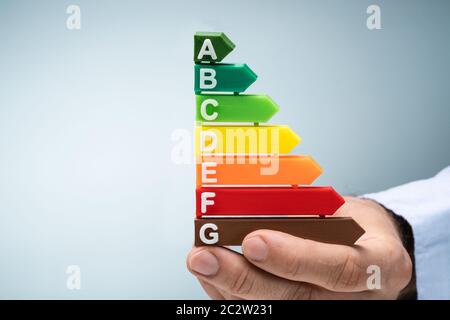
[264,95,280,116]
[242,63,257,78]
[217,32,236,51]
[285,127,301,152]
[293,156,323,184]
[329,187,345,212]
[241,64,258,90]
[306,155,323,178]
[349,218,366,243]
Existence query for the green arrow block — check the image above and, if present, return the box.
[194,32,235,63]
[196,94,279,123]
[194,64,257,94]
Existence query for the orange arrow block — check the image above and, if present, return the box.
[196,155,323,186]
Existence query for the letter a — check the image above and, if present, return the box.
[66,265,81,290]
[66,5,81,30]
[366,5,381,30]
[366,265,381,290]
[197,39,217,61]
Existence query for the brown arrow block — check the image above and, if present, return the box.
[194,217,365,246]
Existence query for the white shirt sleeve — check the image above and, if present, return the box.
[363,166,450,300]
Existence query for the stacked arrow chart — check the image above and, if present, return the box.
[193,32,365,246]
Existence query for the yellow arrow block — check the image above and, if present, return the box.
[195,125,301,156]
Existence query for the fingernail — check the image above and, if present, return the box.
[189,250,219,276]
[243,236,268,261]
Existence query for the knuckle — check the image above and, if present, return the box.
[229,267,256,296]
[282,240,313,279]
[328,252,362,291]
[283,252,304,279]
[363,239,413,295]
[401,251,413,281]
[389,244,413,291]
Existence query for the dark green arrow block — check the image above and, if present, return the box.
[194,64,257,94]
[196,94,279,123]
[194,32,235,63]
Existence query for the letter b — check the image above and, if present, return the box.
[199,68,217,89]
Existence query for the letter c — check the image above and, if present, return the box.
[200,98,219,121]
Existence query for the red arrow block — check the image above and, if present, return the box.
[196,186,345,218]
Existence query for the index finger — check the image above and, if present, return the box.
[242,230,374,292]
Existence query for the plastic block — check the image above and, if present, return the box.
[195,125,301,155]
[196,186,345,217]
[194,32,235,63]
[196,94,279,123]
[194,217,365,246]
[194,64,257,94]
[196,155,323,186]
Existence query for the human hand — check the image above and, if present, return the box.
[186,197,413,299]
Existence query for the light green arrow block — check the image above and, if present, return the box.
[196,94,279,123]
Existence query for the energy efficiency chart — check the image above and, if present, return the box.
[193,32,365,246]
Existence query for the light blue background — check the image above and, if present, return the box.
[0,0,449,299]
